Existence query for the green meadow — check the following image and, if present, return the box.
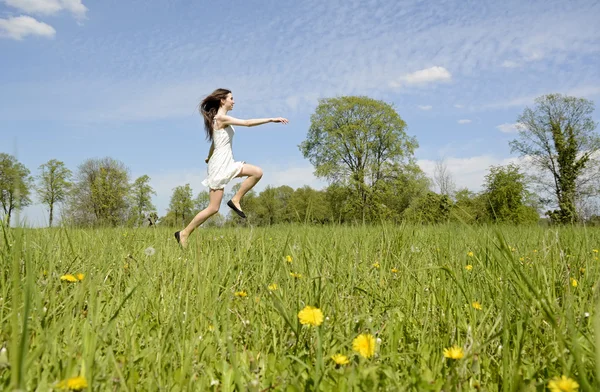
[1,224,599,391]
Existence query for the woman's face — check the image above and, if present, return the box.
[221,93,235,111]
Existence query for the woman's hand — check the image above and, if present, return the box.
[271,117,289,124]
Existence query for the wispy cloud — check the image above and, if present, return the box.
[458,119,472,124]
[0,15,55,40]
[418,105,432,110]
[2,0,87,20]
[497,122,525,133]
[2,0,599,122]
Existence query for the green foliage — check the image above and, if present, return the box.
[482,164,539,224]
[166,184,194,227]
[510,94,600,223]
[36,159,72,227]
[64,157,131,227]
[128,175,156,227]
[450,188,488,224]
[194,190,210,212]
[0,153,33,226]
[403,191,451,224]
[1,224,598,390]
[300,96,419,222]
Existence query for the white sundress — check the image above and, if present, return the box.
[201,124,245,190]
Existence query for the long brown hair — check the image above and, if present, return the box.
[200,88,231,141]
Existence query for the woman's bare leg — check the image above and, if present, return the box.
[178,189,224,247]
[230,164,263,211]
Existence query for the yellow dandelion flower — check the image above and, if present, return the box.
[372,262,380,269]
[286,255,293,263]
[268,283,279,291]
[547,375,579,392]
[571,278,578,288]
[472,301,482,310]
[467,251,474,257]
[465,265,473,271]
[593,249,598,254]
[298,305,324,326]
[290,272,302,279]
[331,354,349,365]
[234,291,248,298]
[443,345,464,360]
[76,273,84,281]
[352,333,376,358]
[580,268,585,274]
[519,257,525,262]
[533,249,538,253]
[208,324,215,332]
[57,376,88,390]
[391,268,399,273]
[60,274,78,283]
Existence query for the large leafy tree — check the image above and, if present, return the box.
[36,159,72,227]
[510,94,600,223]
[65,157,130,226]
[0,153,33,226]
[482,164,539,224]
[129,175,156,226]
[300,96,418,222]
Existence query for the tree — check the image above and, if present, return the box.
[194,190,210,212]
[451,188,487,224]
[168,184,194,227]
[433,158,455,197]
[510,94,600,223]
[65,157,130,227]
[36,159,71,227]
[300,96,418,222]
[482,164,539,224]
[129,175,156,226]
[0,153,33,226]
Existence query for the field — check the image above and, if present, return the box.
[1,223,599,391]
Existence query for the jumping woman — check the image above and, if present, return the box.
[174,88,288,247]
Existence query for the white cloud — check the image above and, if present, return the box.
[454,104,464,109]
[496,122,525,133]
[501,60,520,68]
[3,0,87,20]
[0,15,55,40]
[418,105,432,110]
[403,66,452,85]
[458,119,472,124]
[418,155,519,192]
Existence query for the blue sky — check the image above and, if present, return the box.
[1,0,599,226]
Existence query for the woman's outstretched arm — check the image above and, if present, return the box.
[216,114,288,127]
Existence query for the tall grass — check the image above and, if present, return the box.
[0,222,598,390]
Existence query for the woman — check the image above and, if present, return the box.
[174,88,288,247]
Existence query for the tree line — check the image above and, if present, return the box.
[1,93,598,227]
